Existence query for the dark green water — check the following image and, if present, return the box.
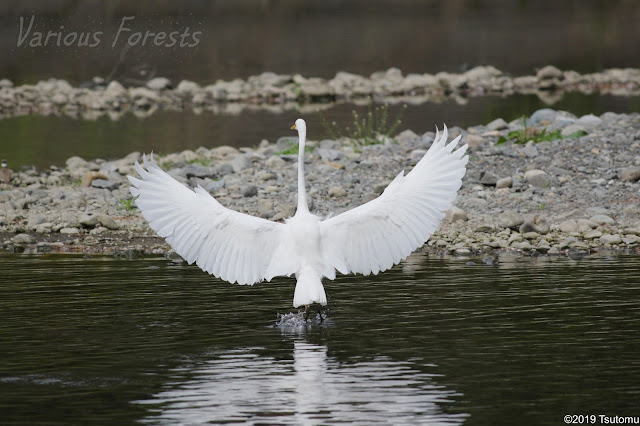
[2,92,639,170]
[3,1,640,85]
[1,253,639,424]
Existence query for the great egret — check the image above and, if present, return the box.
[128,119,467,310]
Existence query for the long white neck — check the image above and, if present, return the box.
[296,128,309,214]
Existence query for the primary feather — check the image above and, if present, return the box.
[128,119,468,307]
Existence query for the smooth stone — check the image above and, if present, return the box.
[12,233,35,244]
[559,237,577,249]
[520,216,550,235]
[586,206,609,216]
[623,235,640,245]
[624,227,640,236]
[316,148,343,162]
[216,163,235,176]
[91,179,119,190]
[27,214,47,228]
[323,162,344,170]
[256,171,277,181]
[257,199,274,215]
[619,167,640,182]
[176,80,201,94]
[599,234,622,245]
[60,227,80,234]
[480,171,498,186]
[410,149,427,162]
[590,214,615,225]
[486,118,508,131]
[578,114,602,128]
[512,241,534,250]
[496,177,513,189]
[66,156,89,171]
[561,124,587,137]
[265,155,286,168]
[498,211,524,230]
[465,134,486,150]
[242,185,258,197]
[524,169,550,188]
[210,146,240,159]
[558,220,579,233]
[97,214,119,230]
[454,248,472,256]
[231,154,253,172]
[146,77,172,90]
[395,130,419,144]
[445,206,468,222]
[536,65,563,80]
[522,143,538,158]
[79,215,100,228]
[203,179,225,192]
[34,223,53,233]
[328,186,347,198]
[183,164,217,179]
[81,171,108,187]
[623,204,640,215]
[577,218,598,230]
[374,181,391,194]
[529,108,557,124]
[548,167,573,176]
[583,230,603,240]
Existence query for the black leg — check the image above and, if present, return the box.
[304,305,309,321]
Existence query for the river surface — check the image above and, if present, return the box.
[1,252,639,424]
[2,0,639,85]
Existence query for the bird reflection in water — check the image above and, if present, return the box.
[135,340,467,424]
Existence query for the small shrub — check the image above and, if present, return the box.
[119,197,137,211]
[276,145,314,155]
[321,100,406,146]
[496,116,586,145]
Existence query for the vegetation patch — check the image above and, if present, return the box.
[321,100,406,146]
[496,116,587,145]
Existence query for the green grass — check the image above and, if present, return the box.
[321,100,406,146]
[496,116,587,145]
[187,158,211,166]
[119,197,137,211]
[276,145,314,155]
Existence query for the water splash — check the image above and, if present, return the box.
[274,311,329,332]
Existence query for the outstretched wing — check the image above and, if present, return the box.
[128,155,289,285]
[320,126,468,276]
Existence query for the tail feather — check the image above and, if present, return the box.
[293,269,327,307]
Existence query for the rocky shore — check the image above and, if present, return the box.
[1,108,640,258]
[1,66,640,120]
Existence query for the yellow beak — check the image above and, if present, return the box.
[290,124,296,130]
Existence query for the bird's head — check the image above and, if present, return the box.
[290,118,307,134]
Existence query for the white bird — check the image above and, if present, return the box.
[128,119,467,311]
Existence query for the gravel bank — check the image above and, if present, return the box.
[1,66,639,120]
[1,108,639,258]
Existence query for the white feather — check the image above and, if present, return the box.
[128,120,468,307]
